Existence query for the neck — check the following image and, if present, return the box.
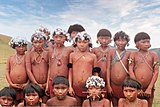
[139,49,148,53]
[117,48,125,52]
[55,44,64,48]
[100,45,108,49]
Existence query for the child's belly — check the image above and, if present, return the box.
[111,63,128,85]
[73,69,92,88]
[135,66,153,89]
[10,66,27,84]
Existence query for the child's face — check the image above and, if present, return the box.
[98,36,111,46]
[25,91,39,106]
[136,39,150,51]
[123,87,139,102]
[88,86,101,99]
[53,35,66,45]
[53,84,68,100]
[15,45,26,55]
[0,96,14,106]
[71,31,78,39]
[115,37,127,50]
[76,40,89,52]
[32,39,44,51]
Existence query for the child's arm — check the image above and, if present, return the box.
[6,57,15,87]
[93,54,98,67]
[106,50,113,96]
[128,52,136,79]
[145,52,159,95]
[25,52,38,84]
[68,53,75,96]
[45,67,51,96]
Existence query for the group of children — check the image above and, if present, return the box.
[0,24,159,107]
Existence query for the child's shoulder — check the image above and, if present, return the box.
[46,97,56,104]
[66,95,77,102]
[140,99,148,105]
[118,98,126,103]
[101,98,110,103]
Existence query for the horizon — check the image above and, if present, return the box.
[0,0,160,49]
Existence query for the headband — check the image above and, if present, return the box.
[86,76,105,88]
[9,37,28,49]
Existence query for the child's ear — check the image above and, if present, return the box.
[109,39,112,44]
[137,89,142,95]
[148,44,151,48]
[135,42,139,49]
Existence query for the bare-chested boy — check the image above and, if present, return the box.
[107,31,130,107]
[118,77,148,107]
[26,32,49,102]
[6,37,29,105]
[46,76,77,107]
[68,31,97,106]
[45,28,73,97]
[92,29,112,85]
[129,32,159,107]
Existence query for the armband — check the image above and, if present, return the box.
[92,67,101,74]
[153,61,160,67]
[67,63,73,68]
[128,58,133,65]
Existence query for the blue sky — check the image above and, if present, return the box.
[0,0,160,49]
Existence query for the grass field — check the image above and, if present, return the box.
[0,63,160,106]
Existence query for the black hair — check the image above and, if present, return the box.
[23,83,44,98]
[0,87,16,99]
[52,76,69,87]
[97,29,112,38]
[134,32,150,43]
[114,31,130,43]
[67,24,85,35]
[122,78,142,90]
[92,67,101,75]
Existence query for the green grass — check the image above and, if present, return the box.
[0,34,14,64]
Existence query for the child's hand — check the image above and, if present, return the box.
[144,88,152,98]
[45,85,50,96]
[10,84,21,89]
[69,87,75,96]
[107,86,113,97]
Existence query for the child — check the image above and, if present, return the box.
[106,31,130,107]
[82,76,110,107]
[18,83,46,107]
[45,28,73,97]
[67,24,85,51]
[129,32,159,107]
[68,31,97,105]
[6,37,29,105]
[46,76,77,106]
[118,78,148,107]
[0,87,16,107]
[26,32,49,102]
[92,28,112,85]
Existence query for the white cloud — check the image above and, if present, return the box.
[0,0,160,49]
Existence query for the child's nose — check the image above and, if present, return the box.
[58,89,62,93]
[29,96,34,100]
[4,99,8,104]
[127,92,131,96]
